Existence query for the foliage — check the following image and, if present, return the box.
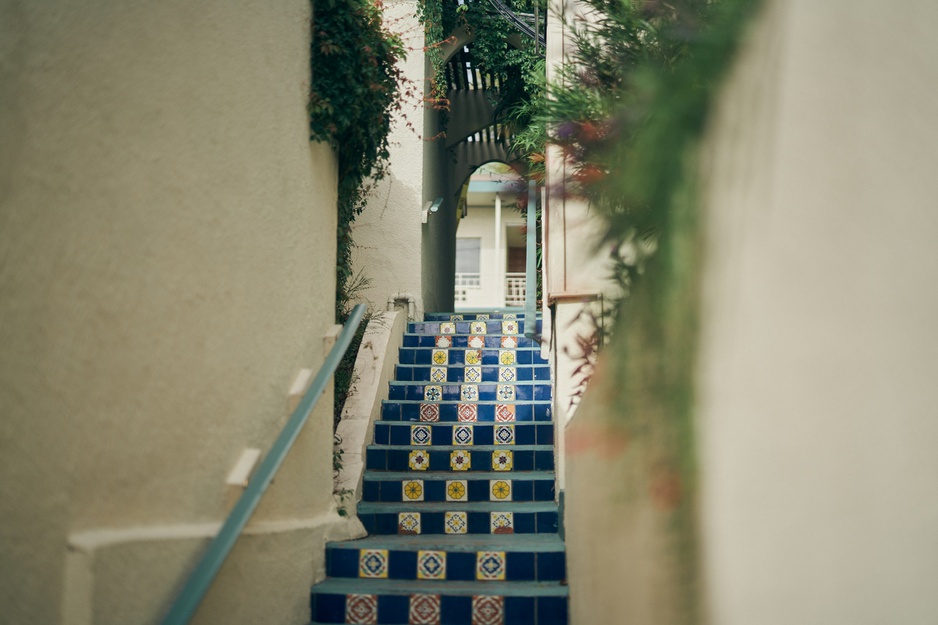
[417,0,547,131]
[309,0,405,425]
[308,0,410,325]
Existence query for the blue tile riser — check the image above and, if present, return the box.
[388,383,553,402]
[398,348,549,366]
[395,364,551,383]
[365,448,556,472]
[362,477,556,503]
[373,423,554,446]
[407,320,542,335]
[311,592,567,625]
[380,402,553,422]
[358,509,560,535]
[402,334,542,349]
[326,548,565,582]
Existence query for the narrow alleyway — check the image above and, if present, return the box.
[310,312,567,624]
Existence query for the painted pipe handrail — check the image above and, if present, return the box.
[160,303,367,625]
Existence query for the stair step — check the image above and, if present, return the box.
[388,382,552,403]
[311,579,567,625]
[373,422,554,446]
[407,319,542,336]
[365,446,555,473]
[362,471,556,503]
[403,333,543,349]
[398,347,549,366]
[357,501,559,536]
[381,401,553,423]
[326,534,565,582]
[396,364,550,383]
[423,311,535,321]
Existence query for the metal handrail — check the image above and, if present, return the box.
[160,303,367,625]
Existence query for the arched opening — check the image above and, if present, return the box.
[453,161,528,310]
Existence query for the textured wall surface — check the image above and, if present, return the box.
[0,1,340,623]
[351,0,429,317]
[697,1,938,623]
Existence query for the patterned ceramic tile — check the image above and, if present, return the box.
[464,366,482,383]
[492,450,513,471]
[471,595,504,625]
[461,384,479,401]
[450,450,471,471]
[500,336,518,349]
[358,549,389,578]
[445,511,468,534]
[446,479,468,501]
[490,479,512,501]
[457,403,478,422]
[498,350,515,366]
[432,349,449,365]
[453,425,473,446]
[498,367,516,382]
[409,449,430,471]
[476,551,506,581]
[410,594,442,625]
[403,480,425,501]
[440,322,456,334]
[471,321,488,334]
[503,313,517,320]
[398,512,421,534]
[496,384,515,402]
[494,424,515,445]
[468,335,486,349]
[494,404,515,422]
[424,385,443,402]
[490,511,514,534]
[420,403,440,422]
[450,315,464,321]
[417,550,447,580]
[430,366,447,383]
[465,349,482,365]
[501,320,518,335]
[411,425,432,445]
[346,594,378,625]
[435,335,453,348]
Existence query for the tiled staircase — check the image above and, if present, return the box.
[310,312,568,625]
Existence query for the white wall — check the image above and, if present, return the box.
[697,1,938,623]
[456,202,525,308]
[352,0,431,318]
[0,2,341,623]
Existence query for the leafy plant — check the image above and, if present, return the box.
[308,0,411,325]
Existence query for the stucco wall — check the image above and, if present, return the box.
[352,0,429,317]
[0,2,341,623]
[697,1,938,623]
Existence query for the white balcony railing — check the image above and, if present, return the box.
[505,272,526,306]
[455,272,481,303]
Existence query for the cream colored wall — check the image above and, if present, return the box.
[352,0,428,318]
[697,1,938,623]
[0,2,342,624]
[456,203,525,308]
[544,0,621,492]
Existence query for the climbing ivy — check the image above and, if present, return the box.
[309,0,410,425]
[309,0,409,324]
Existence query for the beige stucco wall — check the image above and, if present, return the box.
[697,0,938,623]
[352,0,430,317]
[0,1,342,623]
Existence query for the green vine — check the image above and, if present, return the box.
[309,0,409,424]
[309,0,409,325]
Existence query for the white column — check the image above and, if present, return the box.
[494,192,503,306]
